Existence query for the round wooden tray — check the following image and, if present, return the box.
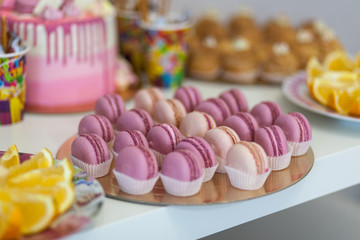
[57,136,314,206]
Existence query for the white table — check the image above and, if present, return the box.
[1,79,360,239]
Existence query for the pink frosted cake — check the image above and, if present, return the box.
[1,0,118,112]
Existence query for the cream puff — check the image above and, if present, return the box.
[261,42,299,83]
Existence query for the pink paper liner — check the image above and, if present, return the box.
[225,166,272,190]
[160,173,204,197]
[151,149,166,166]
[70,152,113,178]
[288,139,312,157]
[113,170,159,195]
[215,156,227,173]
[203,163,218,182]
[268,144,293,171]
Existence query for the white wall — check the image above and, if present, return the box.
[171,0,360,54]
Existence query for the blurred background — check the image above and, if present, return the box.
[171,0,359,54]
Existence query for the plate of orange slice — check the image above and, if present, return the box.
[0,145,105,240]
[282,51,360,123]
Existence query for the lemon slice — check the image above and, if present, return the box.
[349,89,360,115]
[324,50,354,71]
[8,148,54,179]
[355,51,360,69]
[21,182,75,215]
[0,200,21,240]
[0,166,9,187]
[0,145,20,169]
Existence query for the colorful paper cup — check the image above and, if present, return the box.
[141,18,192,89]
[0,45,30,125]
[117,10,144,73]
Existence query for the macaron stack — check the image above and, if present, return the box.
[70,85,312,195]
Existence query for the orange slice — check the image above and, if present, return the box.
[8,148,54,179]
[0,200,22,240]
[21,182,75,215]
[306,57,324,96]
[349,89,360,115]
[312,76,355,106]
[10,190,56,235]
[7,158,73,188]
[323,50,354,71]
[0,145,20,169]
[355,51,360,69]
[328,89,354,115]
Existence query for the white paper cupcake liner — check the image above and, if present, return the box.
[151,149,166,167]
[107,138,115,150]
[203,163,218,182]
[268,144,293,171]
[113,170,159,195]
[160,173,204,197]
[288,139,312,157]
[261,72,286,83]
[70,152,113,178]
[215,156,227,173]
[112,150,119,160]
[225,166,271,190]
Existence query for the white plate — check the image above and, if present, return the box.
[282,71,360,123]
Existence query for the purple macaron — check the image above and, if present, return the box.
[223,112,259,141]
[250,101,282,127]
[71,133,111,165]
[161,149,203,181]
[219,88,248,114]
[95,94,126,124]
[147,123,182,154]
[78,114,114,143]
[113,130,149,154]
[274,112,312,143]
[254,125,289,157]
[115,145,158,180]
[115,108,153,135]
[174,86,203,112]
[176,137,216,169]
[195,98,231,125]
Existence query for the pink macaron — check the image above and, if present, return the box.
[135,87,164,116]
[222,112,259,142]
[250,101,282,127]
[226,141,270,190]
[113,130,149,154]
[254,125,292,170]
[71,133,111,165]
[174,86,202,112]
[115,108,153,135]
[274,112,312,156]
[195,98,231,126]
[95,94,126,124]
[147,123,182,155]
[153,99,187,127]
[78,114,114,143]
[176,137,216,169]
[274,112,312,143]
[254,125,289,157]
[203,126,240,173]
[71,133,112,177]
[115,145,158,181]
[161,149,203,181]
[219,88,248,114]
[179,111,216,138]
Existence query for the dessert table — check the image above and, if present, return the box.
[1,79,360,239]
